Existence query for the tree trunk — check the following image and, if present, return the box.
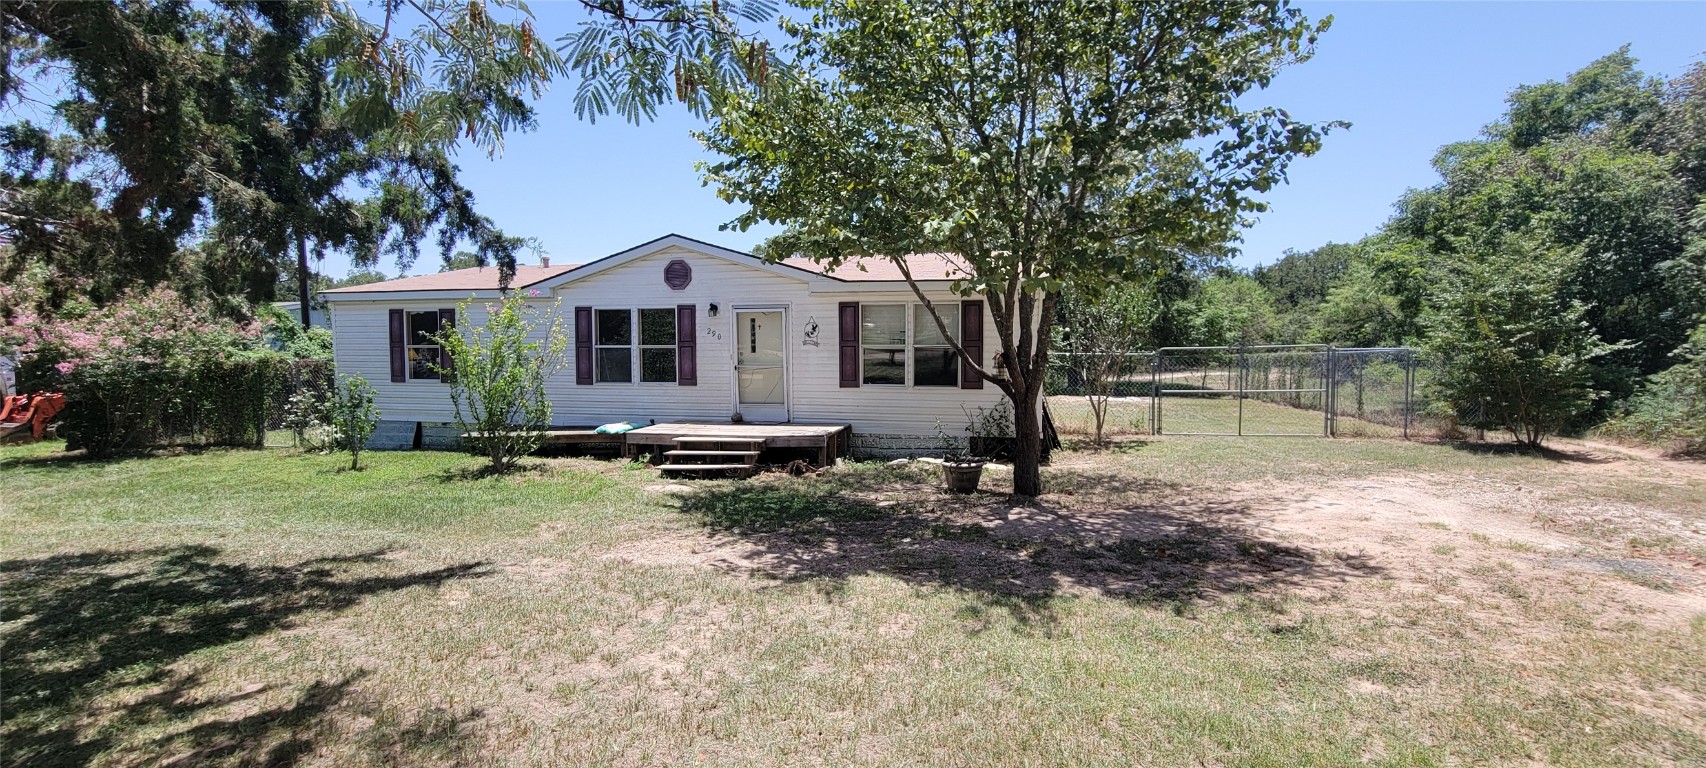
[296,234,312,329]
[1011,384,1044,496]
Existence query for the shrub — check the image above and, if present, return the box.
[4,287,304,455]
[257,302,333,360]
[328,375,379,470]
[1602,320,1706,452]
[1425,240,1622,446]
[280,388,335,451]
[433,294,570,474]
[59,352,290,455]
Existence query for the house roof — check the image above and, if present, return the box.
[779,253,973,281]
[320,263,583,294]
[318,235,975,300]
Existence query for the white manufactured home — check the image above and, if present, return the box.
[320,234,1007,460]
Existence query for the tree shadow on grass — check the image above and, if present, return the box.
[0,545,492,767]
[670,465,1382,632]
[431,461,557,482]
[1443,440,1617,464]
[0,444,275,472]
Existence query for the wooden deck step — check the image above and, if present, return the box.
[672,436,766,443]
[664,450,760,458]
[658,463,758,475]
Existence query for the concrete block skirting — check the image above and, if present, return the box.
[851,433,954,460]
[420,422,463,450]
[366,420,417,451]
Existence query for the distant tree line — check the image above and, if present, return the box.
[1062,49,1705,446]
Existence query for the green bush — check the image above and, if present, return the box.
[1425,240,1622,446]
[434,295,570,474]
[257,302,333,360]
[1602,321,1706,452]
[329,374,380,470]
[61,352,291,455]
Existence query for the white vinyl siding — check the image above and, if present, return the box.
[328,244,1006,438]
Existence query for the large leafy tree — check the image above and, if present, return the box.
[0,1,549,317]
[1389,52,1704,406]
[1,0,775,320]
[701,0,1336,495]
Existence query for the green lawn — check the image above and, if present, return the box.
[3,438,1704,767]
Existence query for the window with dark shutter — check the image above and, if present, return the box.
[838,302,860,388]
[437,308,456,383]
[636,309,676,383]
[404,311,442,380]
[676,304,697,385]
[388,309,406,383]
[574,306,593,385]
[960,300,984,389]
[911,304,959,387]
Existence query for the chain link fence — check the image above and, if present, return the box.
[262,359,334,448]
[1048,345,1423,441]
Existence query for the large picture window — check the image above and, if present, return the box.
[407,310,441,380]
[594,308,678,384]
[858,303,960,387]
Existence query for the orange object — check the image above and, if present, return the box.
[0,391,65,443]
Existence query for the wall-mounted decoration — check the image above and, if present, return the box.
[664,259,692,290]
[801,316,821,347]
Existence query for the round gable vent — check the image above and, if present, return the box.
[664,259,693,290]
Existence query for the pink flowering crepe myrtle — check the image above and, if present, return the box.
[2,287,263,372]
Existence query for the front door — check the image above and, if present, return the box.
[734,309,788,423]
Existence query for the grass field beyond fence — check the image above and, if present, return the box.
[1048,394,1406,439]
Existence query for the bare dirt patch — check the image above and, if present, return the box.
[609,467,1383,610]
[614,451,1706,635]
[1235,468,1706,630]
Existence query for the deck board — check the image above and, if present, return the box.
[462,428,625,445]
[622,422,852,465]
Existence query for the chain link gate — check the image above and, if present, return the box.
[1047,346,1420,440]
[1148,345,1419,437]
[1322,347,1420,438]
[1150,345,1328,436]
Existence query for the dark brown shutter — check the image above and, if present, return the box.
[574,306,593,385]
[839,302,860,388]
[437,308,456,383]
[960,300,984,390]
[676,304,697,385]
[388,308,406,383]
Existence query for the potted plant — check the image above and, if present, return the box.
[935,420,988,493]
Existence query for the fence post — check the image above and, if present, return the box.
[1324,346,1336,437]
[1235,344,1245,436]
[1402,349,1414,440]
[1150,351,1161,435]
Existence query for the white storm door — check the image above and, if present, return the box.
[734,310,788,422]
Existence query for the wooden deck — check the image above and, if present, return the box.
[463,422,854,467]
[463,428,625,446]
[622,422,852,466]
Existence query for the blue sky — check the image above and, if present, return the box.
[332,1,1706,278]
